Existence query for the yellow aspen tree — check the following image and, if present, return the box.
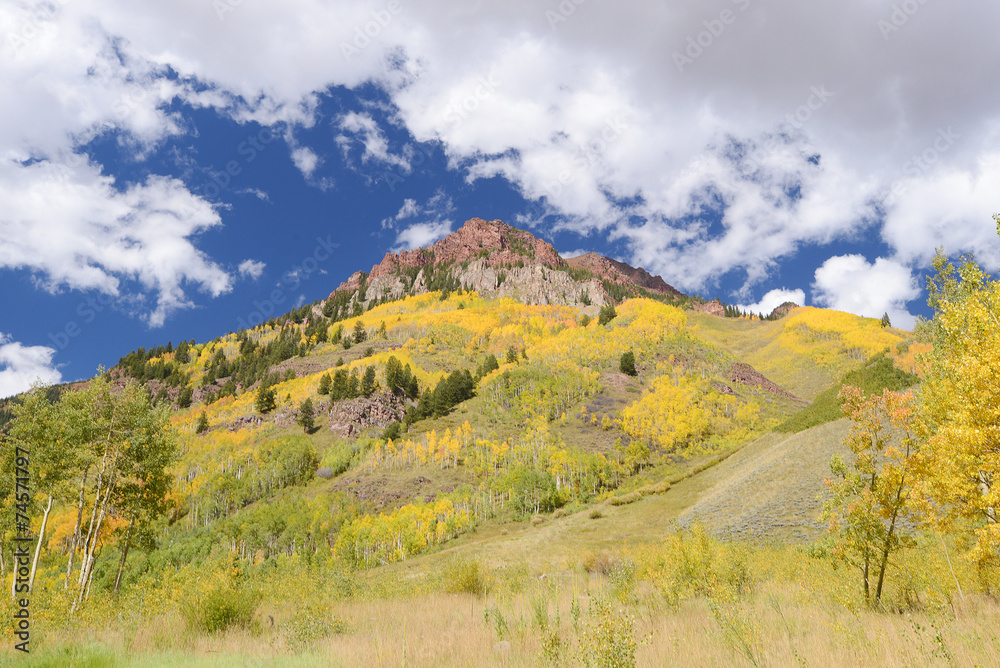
[914,230,1000,571]
[823,386,917,606]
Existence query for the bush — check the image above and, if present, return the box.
[589,508,604,520]
[598,304,618,326]
[284,603,349,652]
[608,491,642,506]
[185,583,259,635]
[444,558,491,596]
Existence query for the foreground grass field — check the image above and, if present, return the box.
[7,533,999,667]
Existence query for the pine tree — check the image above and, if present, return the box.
[598,304,618,326]
[177,385,193,408]
[298,398,315,433]
[361,366,377,397]
[619,350,637,376]
[195,410,209,434]
[318,372,332,395]
[255,385,276,414]
[880,312,891,328]
[353,319,367,344]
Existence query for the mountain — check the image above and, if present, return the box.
[0,213,926,666]
[330,217,687,312]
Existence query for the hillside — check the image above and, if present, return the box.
[3,216,949,667]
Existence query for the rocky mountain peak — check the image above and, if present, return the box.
[330,217,685,311]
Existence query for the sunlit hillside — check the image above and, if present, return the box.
[8,281,998,667]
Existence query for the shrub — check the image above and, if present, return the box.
[284,603,350,652]
[444,558,491,596]
[577,597,637,668]
[185,583,259,635]
[530,514,545,527]
[589,508,604,520]
[582,551,623,575]
[608,491,642,506]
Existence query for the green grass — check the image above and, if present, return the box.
[776,352,919,433]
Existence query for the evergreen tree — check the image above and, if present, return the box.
[318,372,332,395]
[298,398,315,433]
[598,304,618,326]
[506,346,518,364]
[177,385,193,408]
[361,366,378,397]
[195,410,209,434]
[619,350,638,376]
[174,340,190,364]
[353,320,367,344]
[255,385,277,414]
[880,312,891,328]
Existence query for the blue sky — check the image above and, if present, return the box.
[2,0,999,398]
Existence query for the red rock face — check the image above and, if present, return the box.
[330,216,684,305]
[691,299,726,317]
[335,217,566,293]
[564,252,683,299]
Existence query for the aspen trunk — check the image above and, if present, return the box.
[65,467,90,588]
[113,516,135,595]
[28,494,53,592]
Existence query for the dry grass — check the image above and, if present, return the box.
[11,563,1000,668]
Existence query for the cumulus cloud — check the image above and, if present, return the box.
[4,0,1000,316]
[392,221,453,252]
[559,249,592,259]
[0,333,62,399]
[290,147,320,178]
[811,255,920,329]
[739,288,806,317]
[238,259,266,280]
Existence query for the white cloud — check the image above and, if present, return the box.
[290,147,320,178]
[238,259,266,280]
[4,0,1000,314]
[0,333,62,399]
[392,221,453,252]
[559,249,592,259]
[738,288,806,317]
[0,160,232,327]
[811,255,920,329]
[395,198,419,220]
[336,111,411,172]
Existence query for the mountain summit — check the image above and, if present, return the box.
[331,217,685,311]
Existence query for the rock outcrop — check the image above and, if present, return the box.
[727,363,801,401]
[564,252,683,299]
[328,217,685,312]
[326,391,407,438]
[691,299,726,317]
